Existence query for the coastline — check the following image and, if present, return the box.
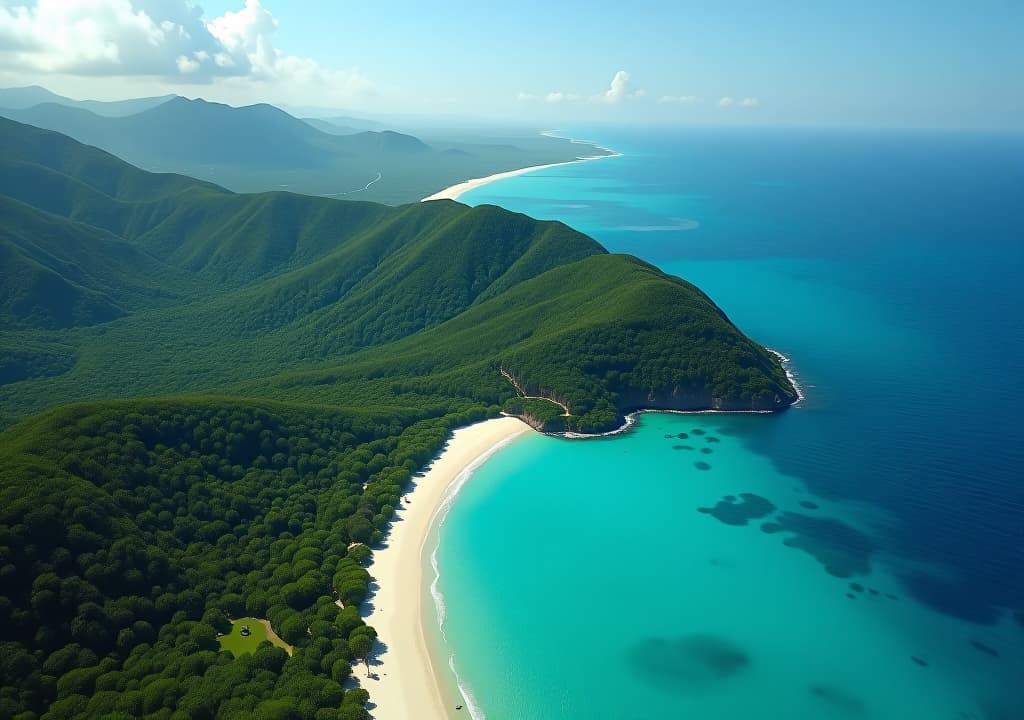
[360,416,530,720]
[421,134,621,202]
[766,348,805,405]
[553,352,804,440]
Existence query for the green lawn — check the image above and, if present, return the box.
[218,618,292,656]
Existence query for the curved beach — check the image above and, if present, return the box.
[361,416,530,720]
[421,142,620,202]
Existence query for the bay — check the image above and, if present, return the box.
[434,126,1024,718]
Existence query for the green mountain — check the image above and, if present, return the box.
[0,84,174,117]
[0,90,611,204]
[0,118,795,719]
[0,116,795,427]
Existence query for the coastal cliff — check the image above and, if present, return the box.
[502,353,798,435]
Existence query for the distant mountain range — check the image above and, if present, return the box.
[0,86,608,203]
[0,84,174,117]
[0,96,431,169]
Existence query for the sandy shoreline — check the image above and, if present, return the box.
[360,417,530,720]
[421,138,621,202]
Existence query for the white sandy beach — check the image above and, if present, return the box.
[421,146,621,202]
[359,416,530,720]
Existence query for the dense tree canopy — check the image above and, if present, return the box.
[0,399,479,719]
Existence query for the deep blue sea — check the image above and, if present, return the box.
[432,127,1024,719]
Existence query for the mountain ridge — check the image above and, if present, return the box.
[0,84,175,116]
[0,87,613,204]
[0,116,796,429]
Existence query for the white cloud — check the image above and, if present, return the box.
[519,70,642,107]
[595,70,636,104]
[739,97,760,107]
[0,0,371,102]
[0,0,223,76]
[718,97,735,108]
[175,54,199,73]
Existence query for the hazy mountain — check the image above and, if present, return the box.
[300,113,386,130]
[303,117,364,135]
[0,84,174,116]
[0,97,433,170]
[0,89,611,203]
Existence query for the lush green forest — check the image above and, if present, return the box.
[0,398,479,719]
[0,118,796,718]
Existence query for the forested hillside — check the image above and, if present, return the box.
[0,398,482,719]
[0,118,796,718]
[0,118,795,430]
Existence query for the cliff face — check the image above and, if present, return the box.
[510,412,567,433]
[614,382,798,414]
[506,369,798,437]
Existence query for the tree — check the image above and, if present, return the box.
[348,635,373,676]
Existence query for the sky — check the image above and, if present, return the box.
[0,0,1021,130]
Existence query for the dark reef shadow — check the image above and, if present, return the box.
[626,634,750,695]
[759,512,876,578]
[698,493,776,526]
[900,574,1002,624]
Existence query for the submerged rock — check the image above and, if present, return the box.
[698,493,775,525]
[626,634,750,694]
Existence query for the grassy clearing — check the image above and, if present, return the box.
[218,618,293,657]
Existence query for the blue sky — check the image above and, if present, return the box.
[1,0,1021,129]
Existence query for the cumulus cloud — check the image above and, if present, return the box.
[0,0,371,99]
[738,97,759,107]
[594,70,639,104]
[521,70,644,106]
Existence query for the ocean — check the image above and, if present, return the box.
[431,127,1024,719]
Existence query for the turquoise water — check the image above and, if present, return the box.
[434,128,1024,718]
